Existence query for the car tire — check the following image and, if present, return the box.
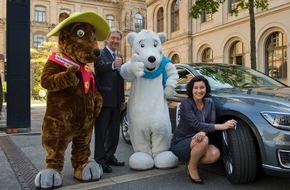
[120,109,131,144]
[222,119,257,184]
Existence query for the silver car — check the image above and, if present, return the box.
[121,63,290,184]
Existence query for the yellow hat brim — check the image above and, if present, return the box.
[47,11,109,41]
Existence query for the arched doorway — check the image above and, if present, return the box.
[265,32,287,82]
[229,41,245,65]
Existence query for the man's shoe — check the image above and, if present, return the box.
[101,163,112,173]
[107,156,125,166]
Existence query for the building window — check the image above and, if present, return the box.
[171,0,179,32]
[202,48,213,63]
[229,41,244,65]
[135,13,144,32]
[229,0,242,12]
[266,32,287,81]
[33,34,46,48]
[201,10,213,23]
[35,6,46,22]
[106,15,115,28]
[157,7,164,32]
[171,54,180,63]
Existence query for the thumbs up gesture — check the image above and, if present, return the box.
[113,51,122,68]
[130,54,144,77]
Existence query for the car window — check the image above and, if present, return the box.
[193,66,234,89]
[176,66,234,90]
[177,67,194,89]
[193,64,285,89]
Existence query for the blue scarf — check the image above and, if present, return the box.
[143,55,171,87]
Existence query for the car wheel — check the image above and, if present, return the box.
[222,119,257,184]
[120,109,131,144]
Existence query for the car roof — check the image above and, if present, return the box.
[176,62,243,68]
[174,62,288,88]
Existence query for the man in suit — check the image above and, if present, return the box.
[94,28,125,173]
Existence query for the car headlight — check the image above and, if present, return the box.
[261,111,290,130]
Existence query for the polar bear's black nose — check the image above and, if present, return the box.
[148,56,156,63]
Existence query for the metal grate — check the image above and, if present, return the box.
[0,136,39,190]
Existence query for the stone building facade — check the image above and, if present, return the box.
[0,0,146,95]
[146,0,290,85]
[0,0,289,87]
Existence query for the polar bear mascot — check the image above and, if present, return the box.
[120,29,179,170]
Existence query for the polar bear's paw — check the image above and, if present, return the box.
[133,62,145,77]
[74,160,103,182]
[35,168,62,189]
[154,151,178,169]
[129,152,154,170]
[130,54,144,77]
[164,86,175,98]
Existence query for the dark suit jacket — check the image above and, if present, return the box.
[94,47,125,107]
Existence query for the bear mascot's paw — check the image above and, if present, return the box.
[130,54,145,77]
[35,168,62,189]
[164,85,175,98]
[74,160,103,181]
[129,152,154,171]
[154,151,178,169]
[65,65,80,85]
[120,54,144,78]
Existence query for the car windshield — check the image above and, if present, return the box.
[192,64,286,89]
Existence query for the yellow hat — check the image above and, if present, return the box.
[47,11,110,41]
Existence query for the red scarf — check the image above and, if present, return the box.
[48,52,95,94]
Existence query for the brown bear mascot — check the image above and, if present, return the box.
[34,11,109,189]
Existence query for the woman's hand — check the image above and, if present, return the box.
[192,131,206,142]
[215,119,237,130]
[223,119,237,130]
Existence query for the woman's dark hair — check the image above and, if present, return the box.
[186,75,211,98]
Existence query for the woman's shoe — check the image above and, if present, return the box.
[186,166,204,184]
[190,178,204,184]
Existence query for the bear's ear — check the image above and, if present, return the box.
[59,12,69,23]
[157,32,166,44]
[126,32,137,46]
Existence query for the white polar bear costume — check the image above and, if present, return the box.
[120,29,179,170]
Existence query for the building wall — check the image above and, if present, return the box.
[146,0,193,63]
[30,0,122,51]
[0,0,146,60]
[146,0,290,85]
[1,0,290,89]
[0,0,146,96]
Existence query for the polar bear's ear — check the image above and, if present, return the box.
[158,32,166,44]
[126,32,137,46]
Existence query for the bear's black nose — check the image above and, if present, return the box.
[148,56,156,63]
[93,49,100,57]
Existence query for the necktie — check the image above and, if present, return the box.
[112,53,116,60]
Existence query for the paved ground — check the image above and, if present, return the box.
[0,104,188,190]
[1,104,290,190]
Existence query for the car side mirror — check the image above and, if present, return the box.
[175,84,186,94]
